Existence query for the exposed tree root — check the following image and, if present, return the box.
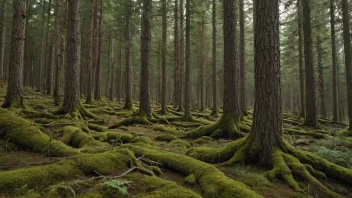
[123,144,262,198]
[59,126,109,153]
[0,148,142,191]
[186,136,352,197]
[21,109,61,119]
[283,128,327,139]
[183,117,248,139]
[0,108,80,156]
[109,116,152,129]
[54,103,100,120]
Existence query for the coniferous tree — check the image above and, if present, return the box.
[2,0,26,108]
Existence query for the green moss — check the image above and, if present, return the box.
[93,131,133,143]
[286,142,352,186]
[192,136,214,145]
[186,137,248,163]
[109,116,151,129]
[88,123,108,132]
[155,134,178,142]
[284,128,326,139]
[183,117,246,139]
[60,126,108,152]
[185,174,196,185]
[169,140,191,149]
[131,136,155,145]
[150,166,162,176]
[0,149,138,191]
[0,108,79,157]
[123,144,262,198]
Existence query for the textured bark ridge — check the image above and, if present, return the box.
[54,0,97,120]
[2,0,26,108]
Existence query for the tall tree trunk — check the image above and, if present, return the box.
[210,0,217,116]
[123,0,132,109]
[0,0,8,81]
[94,0,102,100]
[222,0,240,122]
[108,33,114,101]
[183,0,191,120]
[316,36,326,118]
[248,0,283,164]
[59,0,81,115]
[177,0,184,111]
[44,0,52,94]
[53,0,61,105]
[174,0,180,109]
[37,0,46,92]
[115,37,122,102]
[341,0,352,130]
[302,0,317,126]
[2,0,26,108]
[297,0,305,117]
[199,16,205,112]
[160,0,168,114]
[139,0,152,117]
[85,0,95,104]
[239,0,247,115]
[106,32,112,98]
[23,1,30,87]
[330,0,338,122]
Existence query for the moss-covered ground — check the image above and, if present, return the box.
[0,87,351,197]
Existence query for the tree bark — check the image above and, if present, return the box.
[177,0,184,111]
[199,16,205,112]
[330,0,338,122]
[160,0,168,114]
[2,0,26,108]
[210,0,217,116]
[123,0,132,109]
[302,0,317,126]
[174,0,180,109]
[249,0,283,164]
[37,0,46,92]
[239,0,247,115]
[44,0,52,94]
[53,0,61,106]
[94,0,102,101]
[316,36,326,118]
[183,0,191,119]
[0,0,8,81]
[341,0,352,130]
[139,0,152,117]
[222,0,240,121]
[297,0,305,117]
[61,0,81,113]
[108,33,114,101]
[85,0,95,104]
[115,36,122,102]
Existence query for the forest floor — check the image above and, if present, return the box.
[0,87,352,198]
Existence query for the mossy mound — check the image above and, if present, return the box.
[93,131,133,144]
[155,134,179,142]
[0,108,79,157]
[123,144,262,198]
[0,148,139,192]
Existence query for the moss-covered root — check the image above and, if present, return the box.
[286,143,352,187]
[0,108,79,157]
[0,149,139,192]
[124,145,262,198]
[54,104,100,120]
[187,137,348,197]
[60,126,109,153]
[93,131,133,144]
[267,148,341,198]
[109,116,151,129]
[183,118,247,140]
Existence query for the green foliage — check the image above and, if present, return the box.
[104,179,133,196]
[314,146,352,168]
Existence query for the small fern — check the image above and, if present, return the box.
[104,179,133,196]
